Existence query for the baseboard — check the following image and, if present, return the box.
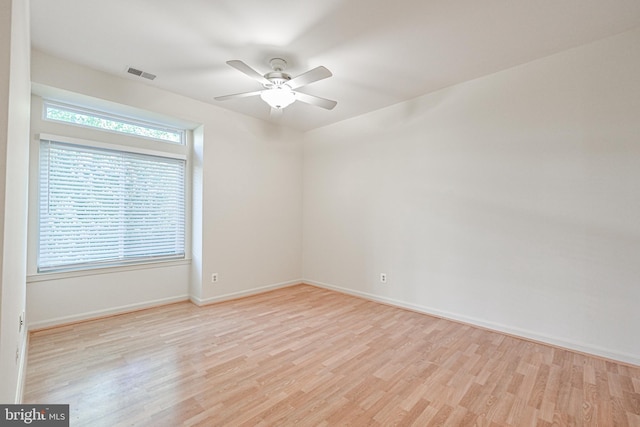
[304,279,640,367]
[26,278,638,366]
[28,295,190,331]
[15,330,28,403]
[29,279,304,329]
[190,279,301,306]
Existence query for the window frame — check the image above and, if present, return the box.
[27,96,192,279]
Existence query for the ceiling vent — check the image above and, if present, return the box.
[127,67,156,80]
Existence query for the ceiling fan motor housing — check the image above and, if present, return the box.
[263,72,291,88]
[264,58,291,88]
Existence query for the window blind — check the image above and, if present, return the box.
[38,140,186,272]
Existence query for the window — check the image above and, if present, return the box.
[44,101,185,145]
[38,140,186,272]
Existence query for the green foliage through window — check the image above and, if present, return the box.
[44,102,184,144]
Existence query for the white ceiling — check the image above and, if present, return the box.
[30,0,640,132]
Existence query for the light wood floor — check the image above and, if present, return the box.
[25,284,640,426]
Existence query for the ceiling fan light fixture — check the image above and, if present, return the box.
[260,86,296,109]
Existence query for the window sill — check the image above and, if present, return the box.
[27,258,192,283]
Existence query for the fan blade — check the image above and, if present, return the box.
[294,91,337,110]
[214,90,263,101]
[287,66,332,89]
[226,60,271,86]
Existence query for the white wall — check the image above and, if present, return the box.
[0,0,30,403]
[27,51,303,327]
[302,28,640,365]
[27,265,191,328]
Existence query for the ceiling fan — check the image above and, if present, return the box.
[215,58,337,115]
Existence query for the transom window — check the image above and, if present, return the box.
[44,101,185,144]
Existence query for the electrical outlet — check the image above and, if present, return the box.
[19,312,24,333]
[211,273,219,283]
[380,273,387,284]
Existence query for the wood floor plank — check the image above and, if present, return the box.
[24,284,640,426]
